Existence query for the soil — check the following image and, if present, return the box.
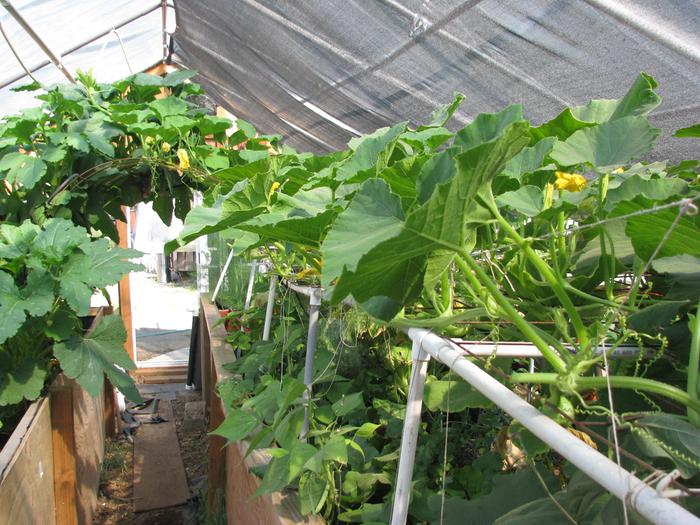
[92,389,209,525]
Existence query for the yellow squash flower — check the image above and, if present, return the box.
[161,142,171,153]
[267,181,281,199]
[144,136,155,145]
[611,167,625,174]
[177,149,190,170]
[554,171,587,192]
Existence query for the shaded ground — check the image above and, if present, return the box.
[92,386,208,525]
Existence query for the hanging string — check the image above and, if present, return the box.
[601,337,630,524]
[439,370,451,525]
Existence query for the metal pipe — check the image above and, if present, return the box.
[446,339,645,358]
[403,327,699,525]
[161,0,168,62]
[300,292,322,439]
[390,337,430,525]
[0,0,75,83]
[0,2,162,89]
[262,274,277,341]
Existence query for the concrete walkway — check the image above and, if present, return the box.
[130,272,198,366]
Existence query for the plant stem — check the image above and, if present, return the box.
[511,373,700,414]
[485,200,589,348]
[688,303,700,427]
[457,252,568,373]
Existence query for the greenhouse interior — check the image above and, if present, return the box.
[0,0,699,524]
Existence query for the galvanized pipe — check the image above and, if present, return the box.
[300,290,322,438]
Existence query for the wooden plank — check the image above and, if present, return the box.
[50,384,79,525]
[0,399,56,525]
[69,376,105,525]
[199,293,325,525]
[104,379,118,438]
[116,212,135,362]
[134,366,188,384]
[133,400,189,512]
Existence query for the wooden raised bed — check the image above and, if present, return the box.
[0,309,119,525]
[199,294,324,525]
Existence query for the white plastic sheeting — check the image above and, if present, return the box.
[0,0,175,116]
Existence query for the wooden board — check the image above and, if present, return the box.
[0,398,57,525]
[133,400,190,512]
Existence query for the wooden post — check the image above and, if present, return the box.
[116,209,135,362]
[103,379,119,438]
[50,384,79,525]
[207,345,226,512]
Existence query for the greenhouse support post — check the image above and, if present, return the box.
[211,248,235,303]
[389,327,700,525]
[262,274,277,341]
[243,259,257,309]
[300,289,322,439]
[390,337,430,525]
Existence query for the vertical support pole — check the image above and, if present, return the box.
[103,378,118,438]
[116,208,135,363]
[50,382,79,525]
[207,359,226,512]
[300,290,322,439]
[211,248,234,303]
[262,274,277,341]
[243,259,257,309]
[200,300,212,412]
[390,335,430,525]
[161,0,168,63]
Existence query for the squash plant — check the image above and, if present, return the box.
[0,68,276,433]
[177,73,700,521]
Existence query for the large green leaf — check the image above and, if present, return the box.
[632,414,700,478]
[571,72,661,124]
[237,188,336,247]
[614,199,700,261]
[299,472,328,515]
[496,185,544,217]
[424,378,491,411]
[502,137,556,179]
[529,109,594,142]
[674,124,700,138]
[0,355,46,406]
[165,175,270,253]
[328,121,530,319]
[337,122,407,181]
[423,91,466,128]
[551,116,660,167]
[149,96,189,118]
[0,153,47,189]
[0,270,53,343]
[60,240,141,315]
[321,179,404,289]
[54,315,140,401]
[453,105,522,151]
[211,408,260,443]
[604,175,687,210]
[33,218,89,261]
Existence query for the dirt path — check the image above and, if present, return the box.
[92,388,209,525]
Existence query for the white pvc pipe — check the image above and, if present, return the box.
[243,259,257,309]
[390,338,430,525]
[211,248,235,303]
[405,328,699,525]
[262,275,277,341]
[300,292,322,439]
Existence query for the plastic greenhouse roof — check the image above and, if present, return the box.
[171,0,700,162]
[0,0,174,116]
[1,1,698,164]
